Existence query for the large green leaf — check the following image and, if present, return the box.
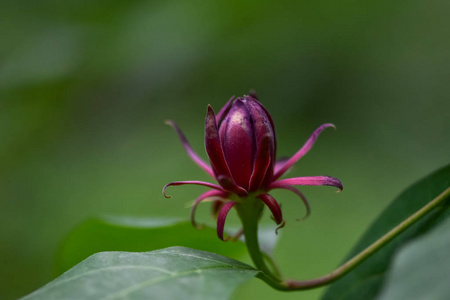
[56,216,248,274]
[377,216,450,300]
[56,216,280,275]
[22,247,259,300]
[322,164,450,300]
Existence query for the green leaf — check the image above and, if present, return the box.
[22,247,259,300]
[377,216,450,300]
[56,216,248,275]
[322,164,450,300]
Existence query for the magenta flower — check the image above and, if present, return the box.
[163,94,342,241]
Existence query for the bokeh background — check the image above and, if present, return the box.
[1,1,449,299]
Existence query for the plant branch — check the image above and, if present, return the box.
[253,187,450,290]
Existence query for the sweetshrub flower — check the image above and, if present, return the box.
[163,94,342,240]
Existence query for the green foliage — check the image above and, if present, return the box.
[23,247,258,300]
[3,1,450,299]
[56,216,248,274]
[19,164,450,300]
[377,217,450,300]
[322,164,450,300]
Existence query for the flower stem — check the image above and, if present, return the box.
[236,197,282,283]
[261,251,283,279]
[244,187,450,291]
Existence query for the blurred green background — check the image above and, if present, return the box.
[1,1,449,299]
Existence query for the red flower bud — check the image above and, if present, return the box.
[163,93,343,241]
[205,96,276,194]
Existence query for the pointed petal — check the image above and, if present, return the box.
[216,175,248,196]
[274,157,289,174]
[163,180,225,198]
[247,96,277,155]
[217,201,236,241]
[245,98,276,191]
[273,123,335,180]
[211,199,224,219]
[269,176,343,191]
[205,106,227,177]
[190,190,227,229]
[257,194,283,225]
[165,120,214,177]
[270,185,311,221]
[215,95,234,124]
[219,100,254,189]
[248,135,272,191]
[205,106,244,194]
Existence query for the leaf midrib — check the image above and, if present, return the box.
[100,264,256,300]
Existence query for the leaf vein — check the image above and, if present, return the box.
[21,265,174,299]
[100,265,251,300]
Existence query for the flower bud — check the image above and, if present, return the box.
[164,92,342,241]
[205,96,276,193]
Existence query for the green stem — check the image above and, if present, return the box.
[261,251,283,279]
[236,196,282,283]
[243,187,450,291]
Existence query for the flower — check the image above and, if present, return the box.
[163,94,343,240]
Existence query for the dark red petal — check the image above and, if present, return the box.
[205,106,244,194]
[190,190,227,229]
[248,135,272,192]
[219,99,254,189]
[217,201,237,241]
[269,176,343,191]
[245,98,275,142]
[165,120,214,178]
[216,175,248,196]
[245,99,276,189]
[257,194,283,225]
[273,123,335,180]
[162,180,225,198]
[270,185,311,221]
[215,95,234,124]
[245,96,277,155]
[205,105,231,178]
[259,153,275,191]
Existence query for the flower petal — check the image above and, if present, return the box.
[257,194,283,225]
[247,96,277,154]
[216,175,248,196]
[219,99,255,189]
[274,157,290,175]
[190,190,228,229]
[269,176,343,191]
[205,105,229,177]
[270,185,310,221]
[248,135,272,191]
[245,98,276,191]
[165,120,214,178]
[273,123,335,180]
[217,201,236,241]
[163,180,225,198]
[215,95,234,124]
[205,105,246,194]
